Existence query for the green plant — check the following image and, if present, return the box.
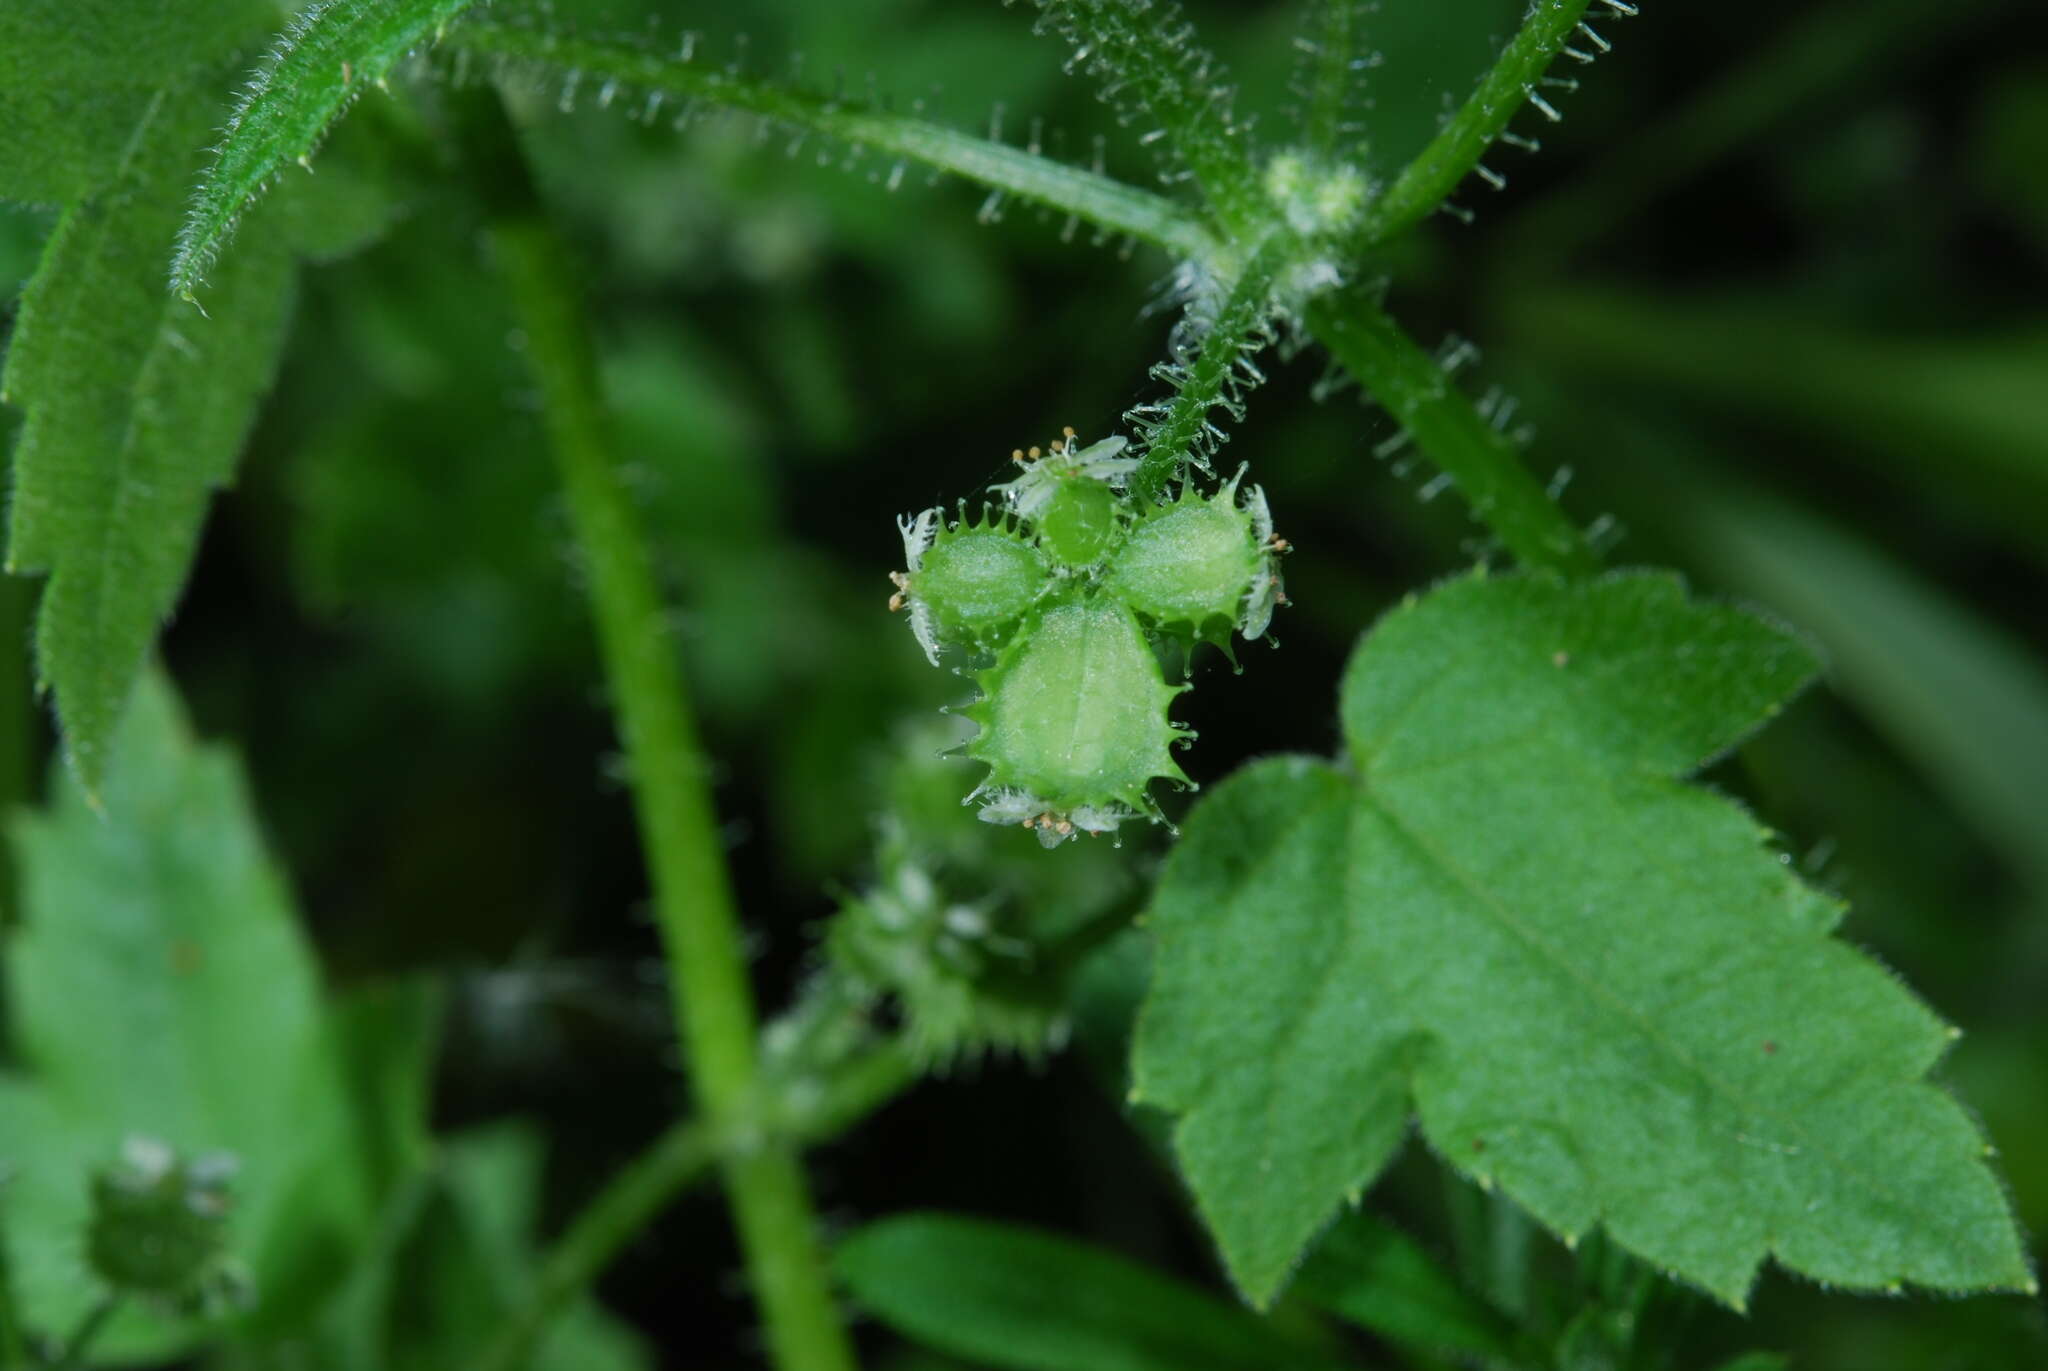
[1,1,2044,1369]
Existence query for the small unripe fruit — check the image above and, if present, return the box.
[87,1138,240,1308]
[1036,478,1123,567]
[912,517,1050,651]
[965,596,1190,840]
[1106,473,1278,647]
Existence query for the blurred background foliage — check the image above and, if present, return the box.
[2,0,2046,1366]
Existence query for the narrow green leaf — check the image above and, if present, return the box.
[443,19,1217,264]
[0,0,270,203]
[836,1213,1333,1371]
[3,77,295,794]
[172,0,479,296]
[1292,1210,1519,1360]
[1135,571,2032,1308]
[0,670,384,1359]
[1026,0,1264,235]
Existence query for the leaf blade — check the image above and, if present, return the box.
[1135,571,2033,1308]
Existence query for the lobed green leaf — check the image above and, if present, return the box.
[836,1213,1335,1371]
[172,0,479,296]
[1133,570,2033,1309]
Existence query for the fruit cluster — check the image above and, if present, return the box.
[891,430,1285,845]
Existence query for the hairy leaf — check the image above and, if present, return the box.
[173,0,478,295]
[0,0,270,203]
[837,1213,1334,1371]
[1133,571,2032,1308]
[3,77,295,794]
[0,672,398,1358]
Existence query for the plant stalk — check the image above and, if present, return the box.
[1357,0,1595,246]
[446,20,1217,264]
[1306,290,1596,576]
[448,85,857,1371]
[482,1040,916,1371]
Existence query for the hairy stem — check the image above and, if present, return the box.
[444,19,1217,264]
[448,85,856,1371]
[483,1041,917,1371]
[1306,288,1596,576]
[1029,0,1263,237]
[1128,239,1285,503]
[1358,0,1595,245]
[1297,0,1369,161]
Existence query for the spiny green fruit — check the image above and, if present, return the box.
[992,430,1139,569]
[1106,468,1283,649]
[964,595,1192,846]
[894,506,1050,660]
[1036,478,1123,567]
[86,1138,243,1309]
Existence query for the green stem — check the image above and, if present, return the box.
[1128,238,1286,503]
[445,20,1217,264]
[483,1041,917,1371]
[1027,0,1264,238]
[448,86,856,1371]
[54,1294,118,1371]
[1305,289,1596,576]
[1297,0,1368,162]
[1357,0,1594,246]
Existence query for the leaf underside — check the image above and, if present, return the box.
[1133,570,2033,1309]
